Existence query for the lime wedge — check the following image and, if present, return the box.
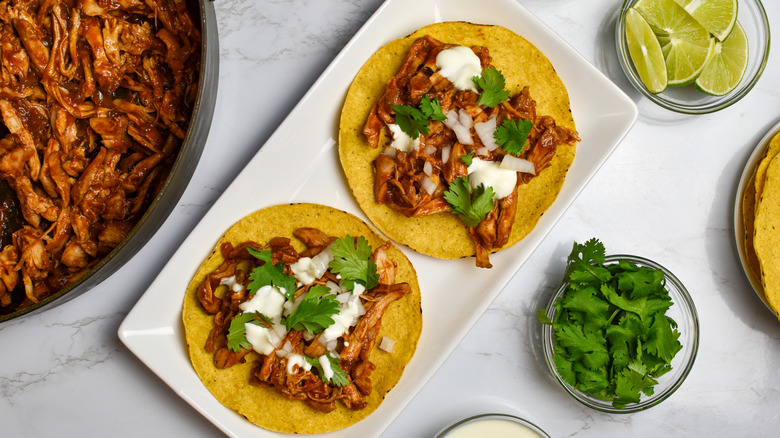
[635,0,714,86]
[695,20,748,95]
[673,0,738,42]
[625,8,668,93]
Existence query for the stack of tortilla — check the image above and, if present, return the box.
[742,131,780,320]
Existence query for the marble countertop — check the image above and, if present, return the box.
[2,0,779,436]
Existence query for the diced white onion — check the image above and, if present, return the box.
[441,145,451,163]
[379,336,395,353]
[383,146,396,158]
[453,124,473,145]
[421,175,437,195]
[444,110,459,129]
[423,161,433,176]
[475,117,498,151]
[458,109,473,129]
[424,144,437,155]
[477,146,489,156]
[500,154,536,174]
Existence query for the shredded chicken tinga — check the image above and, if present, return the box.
[0,0,201,312]
[340,22,579,267]
[182,203,421,434]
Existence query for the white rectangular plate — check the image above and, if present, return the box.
[118,0,638,436]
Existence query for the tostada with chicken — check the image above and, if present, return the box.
[339,21,579,267]
[182,203,422,433]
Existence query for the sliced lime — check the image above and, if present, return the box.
[673,0,738,42]
[625,8,668,93]
[695,21,748,95]
[635,0,714,86]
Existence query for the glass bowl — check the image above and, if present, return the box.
[435,413,550,438]
[615,0,770,114]
[541,255,699,413]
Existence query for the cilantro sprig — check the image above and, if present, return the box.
[538,239,683,408]
[328,235,379,291]
[473,67,510,107]
[284,285,339,333]
[305,353,350,387]
[494,118,533,156]
[245,246,297,299]
[443,177,495,227]
[391,95,446,139]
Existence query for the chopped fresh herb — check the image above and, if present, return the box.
[443,176,495,227]
[460,153,474,166]
[283,285,339,333]
[245,246,297,300]
[473,67,510,107]
[419,95,447,122]
[538,238,683,408]
[329,235,379,290]
[226,312,267,352]
[305,353,350,387]
[494,118,533,156]
[391,96,447,139]
[391,104,430,139]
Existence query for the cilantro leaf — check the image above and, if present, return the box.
[391,104,430,139]
[460,153,474,166]
[329,235,379,290]
[305,353,350,387]
[283,285,339,333]
[644,314,682,362]
[560,286,610,328]
[494,118,533,156]
[245,246,297,300]
[601,283,672,321]
[419,95,447,122]
[226,312,266,352]
[473,67,510,107]
[617,266,665,299]
[443,177,495,227]
[564,238,611,285]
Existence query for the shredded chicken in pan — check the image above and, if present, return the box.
[364,35,579,268]
[196,228,410,413]
[0,0,200,311]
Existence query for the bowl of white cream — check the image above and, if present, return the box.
[434,413,550,438]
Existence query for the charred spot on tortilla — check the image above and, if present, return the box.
[182,203,422,433]
[338,21,579,268]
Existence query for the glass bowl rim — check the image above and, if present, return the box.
[434,412,551,438]
[541,254,700,413]
[615,0,771,114]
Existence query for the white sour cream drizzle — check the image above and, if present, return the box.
[387,123,420,153]
[239,284,286,319]
[467,157,518,200]
[244,321,284,355]
[436,46,481,92]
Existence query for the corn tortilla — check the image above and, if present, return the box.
[754,132,780,209]
[754,153,780,319]
[338,21,577,260]
[182,203,422,433]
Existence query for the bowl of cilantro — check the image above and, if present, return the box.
[538,239,699,413]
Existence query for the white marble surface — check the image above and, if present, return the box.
[1,0,779,436]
